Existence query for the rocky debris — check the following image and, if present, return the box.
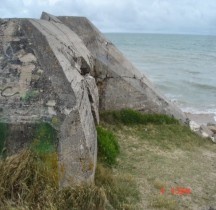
[189,120,200,132]
[189,121,216,143]
[207,125,216,134]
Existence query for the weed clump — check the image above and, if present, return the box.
[57,184,106,210]
[97,126,120,165]
[0,149,106,210]
[100,109,179,125]
[0,149,58,209]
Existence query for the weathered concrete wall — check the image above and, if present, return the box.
[58,16,187,122]
[0,16,99,185]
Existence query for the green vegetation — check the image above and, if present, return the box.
[96,124,139,209]
[0,122,106,210]
[0,149,105,210]
[0,117,138,209]
[31,122,57,154]
[20,90,39,102]
[97,126,120,165]
[150,195,177,210]
[100,109,216,209]
[95,163,140,210]
[0,122,7,157]
[1,109,215,209]
[137,123,207,150]
[100,109,179,125]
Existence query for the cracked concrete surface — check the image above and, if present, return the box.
[58,16,187,122]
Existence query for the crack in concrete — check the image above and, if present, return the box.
[0,86,19,97]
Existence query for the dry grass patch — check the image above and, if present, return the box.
[0,149,107,210]
[150,195,177,210]
[100,110,216,209]
[153,178,165,190]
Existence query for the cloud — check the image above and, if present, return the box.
[0,0,216,34]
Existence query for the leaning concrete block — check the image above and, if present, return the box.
[0,15,99,186]
[58,16,187,123]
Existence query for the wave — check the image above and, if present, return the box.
[187,70,200,75]
[183,81,216,91]
[181,106,216,115]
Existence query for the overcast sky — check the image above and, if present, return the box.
[1,0,216,35]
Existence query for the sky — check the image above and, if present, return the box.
[1,0,216,35]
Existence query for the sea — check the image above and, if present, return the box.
[105,33,216,120]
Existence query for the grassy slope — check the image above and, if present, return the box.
[0,110,215,210]
[100,109,216,210]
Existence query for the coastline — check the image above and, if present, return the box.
[185,112,216,125]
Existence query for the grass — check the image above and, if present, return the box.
[100,109,179,125]
[100,109,216,209]
[100,109,210,150]
[0,149,58,209]
[97,126,120,165]
[137,123,208,150]
[0,116,139,210]
[153,178,165,190]
[0,145,106,210]
[1,109,215,209]
[0,148,138,210]
[150,195,177,210]
[95,163,140,210]
[0,122,107,209]
[96,124,140,209]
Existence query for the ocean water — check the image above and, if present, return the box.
[105,33,216,118]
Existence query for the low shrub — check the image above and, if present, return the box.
[97,126,120,165]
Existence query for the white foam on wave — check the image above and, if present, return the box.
[181,106,216,115]
[167,97,216,116]
[181,107,216,123]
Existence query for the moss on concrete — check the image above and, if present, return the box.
[31,122,58,154]
[0,122,7,157]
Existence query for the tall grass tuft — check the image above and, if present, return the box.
[0,149,58,209]
[0,149,106,210]
[56,184,106,210]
